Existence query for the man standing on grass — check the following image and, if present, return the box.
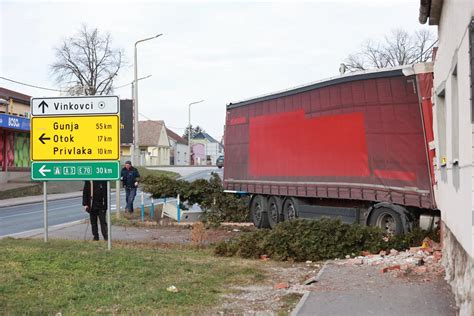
[82,181,108,241]
[120,160,140,213]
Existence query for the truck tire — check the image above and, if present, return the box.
[250,195,270,228]
[267,196,283,229]
[282,197,299,222]
[368,207,404,236]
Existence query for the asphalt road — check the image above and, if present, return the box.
[0,189,157,237]
[0,167,219,237]
[149,166,223,181]
[181,167,223,182]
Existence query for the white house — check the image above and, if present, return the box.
[138,120,171,166]
[419,1,474,314]
[166,128,189,165]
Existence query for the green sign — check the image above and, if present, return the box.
[31,161,120,181]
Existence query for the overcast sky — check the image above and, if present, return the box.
[0,0,433,140]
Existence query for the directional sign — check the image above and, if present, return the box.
[31,161,120,180]
[31,96,119,116]
[31,115,120,161]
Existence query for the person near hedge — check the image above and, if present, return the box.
[120,160,140,213]
[82,180,108,241]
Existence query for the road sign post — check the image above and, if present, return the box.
[31,95,120,247]
[43,182,48,243]
[107,181,111,251]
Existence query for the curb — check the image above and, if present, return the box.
[291,261,329,316]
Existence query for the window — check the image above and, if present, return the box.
[451,65,459,162]
[436,84,447,166]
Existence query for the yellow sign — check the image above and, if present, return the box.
[31,115,120,161]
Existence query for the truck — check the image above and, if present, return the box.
[223,63,437,235]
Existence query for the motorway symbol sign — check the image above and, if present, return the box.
[31,96,119,116]
[31,161,120,181]
[31,115,120,161]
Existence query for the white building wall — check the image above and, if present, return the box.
[175,143,189,165]
[433,0,474,258]
[205,143,224,165]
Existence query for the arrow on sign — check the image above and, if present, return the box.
[38,133,51,144]
[39,165,51,176]
[38,100,49,114]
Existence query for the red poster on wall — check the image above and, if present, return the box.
[5,132,14,167]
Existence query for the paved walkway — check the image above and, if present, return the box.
[293,262,457,316]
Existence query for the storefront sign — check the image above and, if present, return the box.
[0,114,30,131]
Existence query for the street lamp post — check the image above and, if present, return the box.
[188,100,204,165]
[133,34,162,166]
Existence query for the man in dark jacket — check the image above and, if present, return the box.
[82,181,108,241]
[120,161,140,213]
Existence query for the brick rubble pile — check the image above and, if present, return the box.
[339,237,444,279]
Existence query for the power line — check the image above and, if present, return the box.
[137,112,186,130]
[414,39,439,63]
[114,82,132,89]
[114,75,152,90]
[0,76,62,92]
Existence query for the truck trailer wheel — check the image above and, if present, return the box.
[267,196,283,229]
[282,197,299,222]
[368,207,404,236]
[250,195,270,228]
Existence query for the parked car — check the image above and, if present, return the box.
[216,155,224,168]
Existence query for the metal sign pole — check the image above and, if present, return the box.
[116,180,121,219]
[43,181,48,242]
[107,181,111,250]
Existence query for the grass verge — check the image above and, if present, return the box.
[0,238,265,315]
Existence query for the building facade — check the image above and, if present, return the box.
[166,128,189,165]
[191,132,224,165]
[138,120,171,166]
[0,88,31,183]
[419,1,474,314]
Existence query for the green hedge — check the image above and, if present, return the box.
[142,173,249,224]
[214,218,439,261]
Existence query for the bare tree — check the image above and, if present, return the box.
[343,29,436,72]
[51,25,123,95]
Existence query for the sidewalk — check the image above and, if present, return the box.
[292,261,457,316]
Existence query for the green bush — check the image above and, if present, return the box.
[142,173,250,224]
[214,218,438,262]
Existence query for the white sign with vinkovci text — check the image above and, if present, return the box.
[31,96,119,116]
